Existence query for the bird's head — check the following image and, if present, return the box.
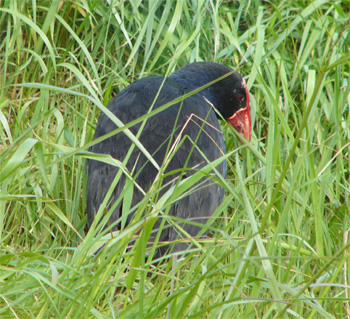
[224,77,251,142]
[170,62,251,142]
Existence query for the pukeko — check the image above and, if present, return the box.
[87,62,251,257]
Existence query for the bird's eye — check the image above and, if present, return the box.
[237,95,244,102]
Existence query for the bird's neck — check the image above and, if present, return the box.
[169,72,221,114]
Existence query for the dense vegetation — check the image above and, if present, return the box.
[1,0,349,317]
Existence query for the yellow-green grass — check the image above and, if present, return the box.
[0,0,349,318]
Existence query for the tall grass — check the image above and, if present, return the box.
[0,0,349,317]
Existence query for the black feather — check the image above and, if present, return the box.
[87,62,246,257]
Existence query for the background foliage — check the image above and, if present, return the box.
[0,0,349,318]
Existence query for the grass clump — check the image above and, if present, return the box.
[0,0,349,318]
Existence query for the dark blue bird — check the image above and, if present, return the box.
[87,62,251,257]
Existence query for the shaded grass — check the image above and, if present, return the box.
[0,0,349,318]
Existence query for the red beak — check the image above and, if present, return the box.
[226,79,251,142]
